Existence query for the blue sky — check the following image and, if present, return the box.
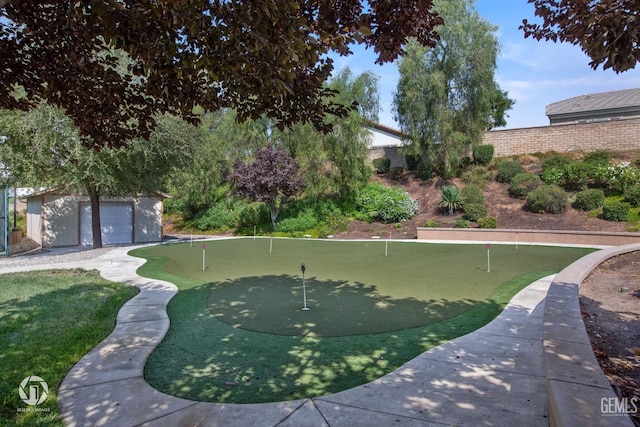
[330,0,640,130]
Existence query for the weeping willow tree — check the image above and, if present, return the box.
[394,0,513,176]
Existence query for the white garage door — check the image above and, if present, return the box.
[80,203,133,246]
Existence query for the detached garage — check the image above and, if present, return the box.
[25,188,167,248]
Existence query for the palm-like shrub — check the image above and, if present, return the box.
[440,185,463,215]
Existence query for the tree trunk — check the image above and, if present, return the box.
[85,180,103,249]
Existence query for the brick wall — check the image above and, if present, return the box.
[369,146,407,169]
[482,118,640,157]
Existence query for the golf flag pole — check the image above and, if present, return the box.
[515,232,519,251]
[301,263,309,310]
[202,243,206,272]
[190,229,193,248]
[269,235,273,254]
[486,243,491,273]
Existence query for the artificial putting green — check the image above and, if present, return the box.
[131,238,594,404]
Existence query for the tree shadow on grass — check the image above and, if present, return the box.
[146,278,509,404]
[207,275,484,337]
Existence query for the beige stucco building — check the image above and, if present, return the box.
[25,188,166,247]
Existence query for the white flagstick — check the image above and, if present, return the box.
[486,243,491,273]
[202,243,206,272]
[515,232,519,251]
[269,235,273,254]
[385,239,388,257]
[190,229,193,248]
[301,264,309,310]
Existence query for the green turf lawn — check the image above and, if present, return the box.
[131,238,594,404]
[0,269,138,427]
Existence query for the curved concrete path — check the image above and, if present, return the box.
[3,245,560,426]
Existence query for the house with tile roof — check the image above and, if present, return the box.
[546,88,640,125]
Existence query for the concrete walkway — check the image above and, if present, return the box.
[2,245,555,426]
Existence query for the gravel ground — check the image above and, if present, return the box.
[0,246,115,269]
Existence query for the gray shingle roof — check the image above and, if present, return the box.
[546,88,640,116]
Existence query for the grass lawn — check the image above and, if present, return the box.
[132,238,593,404]
[0,269,138,427]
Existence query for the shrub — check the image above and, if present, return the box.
[603,201,630,222]
[390,166,404,180]
[541,154,570,173]
[526,185,568,214]
[624,184,640,207]
[423,219,439,228]
[195,201,238,231]
[461,184,485,206]
[509,173,542,199]
[472,145,494,165]
[439,185,463,215]
[607,162,640,192]
[454,218,470,228]
[353,183,419,223]
[416,161,433,180]
[563,161,593,190]
[477,216,498,229]
[583,150,613,166]
[276,209,319,232]
[461,165,492,188]
[541,166,565,186]
[463,203,487,222]
[496,161,524,183]
[574,189,605,211]
[372,157,391,174]
[405,154,421,171]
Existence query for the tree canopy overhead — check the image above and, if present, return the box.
[0,1,444,150]
[521,0,640,73]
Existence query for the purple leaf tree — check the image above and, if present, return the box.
[230,146,305,230]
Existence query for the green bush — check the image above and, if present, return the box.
[526,185,568,214]
[423,219,439,228]
[541,166,565,186]
[563,161,593,190]
[574,189,605,211]
[509,173,542,199]
[624,184,640,207]
[461,165,492,188]
[603,200,630,222]
[477,216,498,229]
[405,154,421,171]
[583,150,613,166]
[353,183,419,223]
[454,218,471,228]
[496,161,524,183]
[276,209,319,232]
[461,184,485,206]
[236,202,269,227]
[472,145,494,165]
[463,203,487,222]
[195,201,238,231]
[416,161,433,180]
[372,157,391,174]
[390,166,404,180]
[542,154,571,173]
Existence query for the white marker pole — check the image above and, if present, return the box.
[202,243,206,272]
[190,229,193,248]
[486,243,491,273]
[301,264,309,310]
[269,235,273,254]
[515,232,519,251]
[385,239,388,257]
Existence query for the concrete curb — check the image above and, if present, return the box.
[544,243,640,427]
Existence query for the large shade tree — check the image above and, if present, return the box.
[393,0,514,176]
[0,1,444,151]
[0,105,196,247]
[521,0,639,73]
